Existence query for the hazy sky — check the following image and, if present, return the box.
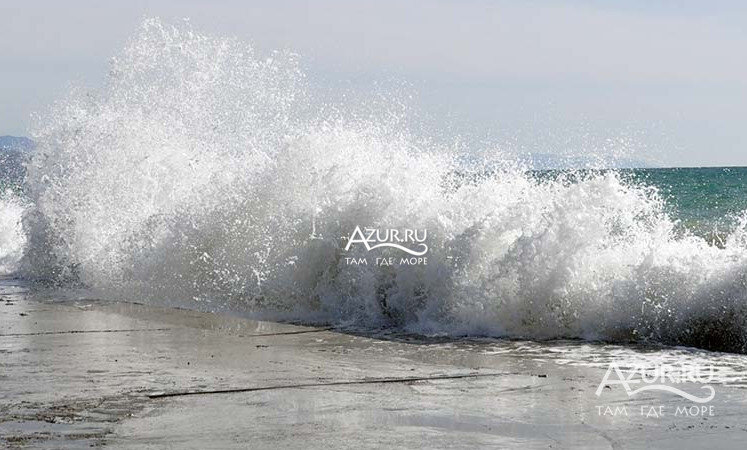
[2,0,746,166]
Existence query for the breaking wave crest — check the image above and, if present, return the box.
[21,18,747,352]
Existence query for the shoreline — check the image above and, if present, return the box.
[2,281,747,448]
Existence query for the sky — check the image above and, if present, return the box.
[1,0,747,167]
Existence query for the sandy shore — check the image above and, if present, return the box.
[2,278,747,449]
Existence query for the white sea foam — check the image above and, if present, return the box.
[20,18,747,351]
[0,191,27,275]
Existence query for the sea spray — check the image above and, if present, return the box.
[0,191,27,275]
[20,18,747,352]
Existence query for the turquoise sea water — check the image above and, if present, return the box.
[627,167,747,243]
[522,166,747,243]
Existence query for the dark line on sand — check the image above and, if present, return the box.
[149,372,526,399]
[0,327,332,338]
[0,328,172,337]
[237,328,333,338]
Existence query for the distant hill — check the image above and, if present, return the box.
[0,136,34,184]
[0,135,34,152]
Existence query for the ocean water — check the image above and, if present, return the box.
[626,167,747,244]
[2,18,747,353]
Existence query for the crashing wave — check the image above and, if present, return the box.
[20,18,747,352]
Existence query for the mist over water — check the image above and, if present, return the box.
[10,18,747,352]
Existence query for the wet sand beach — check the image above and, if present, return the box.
[2,278,747,449]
